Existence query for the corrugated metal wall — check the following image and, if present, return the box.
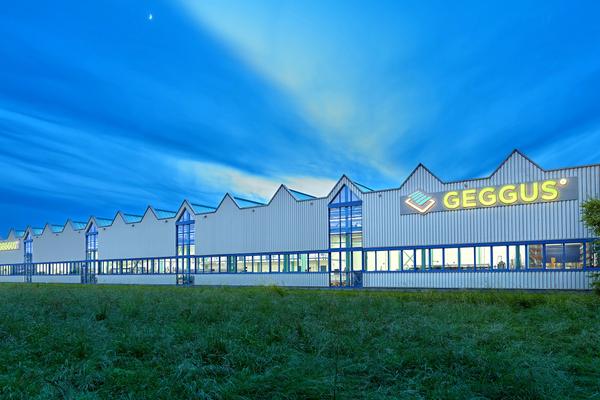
[363,154,599,248]
[196,186,329,255]
[363,271,593,290]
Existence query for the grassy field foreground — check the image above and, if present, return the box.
[0,285,599,399]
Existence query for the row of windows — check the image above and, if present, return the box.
[364,242,600,271]
[3,241,598,276]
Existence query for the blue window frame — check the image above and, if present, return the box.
[176,209,195,256]
[86,224,98,260]
[24,233,33,263]
[329,186,363,250]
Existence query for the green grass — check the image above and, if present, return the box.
[0,285,599,399]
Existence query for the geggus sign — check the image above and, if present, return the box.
[401,178,578,215]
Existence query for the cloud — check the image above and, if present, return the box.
[174,158,337,201]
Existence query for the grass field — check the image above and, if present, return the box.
[0,285,599,399]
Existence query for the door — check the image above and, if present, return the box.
[81,261,97,284]
[330,251,362,288]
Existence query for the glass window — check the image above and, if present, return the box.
[415,249,429,271]
[476,247,491,270]
[351,232,363,248]
[86,224,98,261]
[460,247,475,270]
[244,256,252,272]
[586,242,599,268]
[282,254,290,272]
[269,255,279,273]
[376,251,388,271]
[366,251,376,271]
[402,250,414,271]
[509,245,526,270]
[251,256,260,273]
[528,244,543,269]
[545,244,563,269]
[444,248,459,270]
[331,252,340,274]
[298,254,308,272]
[565,243,583,269]
[319,253,329,272]
[290,254,298,272]
[492,246,507,270]
[431,249,443,270]
[308,254,319,272]
[390,250,401,271]
[176,210,195,257]
[329,186,362,251]
[352,251,363,271]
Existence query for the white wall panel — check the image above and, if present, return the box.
[0,276,25,283]
[196,187,328,255]
[193,273,329,287]
[99,213,175,259]
[31,275,81,284]
[97,274,176,285]
[363,271,593,290]
[34,226,85,263]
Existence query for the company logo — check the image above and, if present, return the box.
[0,241,19,252]
[405,190,436,214]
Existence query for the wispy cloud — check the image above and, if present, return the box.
[174,158,337,201]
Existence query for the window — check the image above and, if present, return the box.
[431,249,443,270]
[509,245,526,270]
[308,254,319,272]
[528,245,543,269]
[365,251,376,271]
[24,233,33,263]
[376,251,388,271]
[269,255,279,273]
[176,210,195,257]
[444,248,459,270]
[476,247,491,270]
[352,251,363,271]
[545,244,563,269]
[329,186,363,250]
[587,242,600,268]
[415,249,429,271]
[319,253,329,272]
[565,243,583,269]
[402,250,414,271]
[390,250,401,271]
[298,254,308,272]
[492,246,507,270]
[86,224,98,260]
[460,247,475,270]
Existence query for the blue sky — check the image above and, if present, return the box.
[1,0,600,235]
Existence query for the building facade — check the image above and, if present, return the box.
[0,150,598,289]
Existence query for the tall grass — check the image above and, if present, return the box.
[0,285,598,399]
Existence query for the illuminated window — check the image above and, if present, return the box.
[460,247,475,270]
[329,186,362,250]
[509,245,526,270]
[587,242,600,268]
[492,246,508,270]
[390,250,401,271]
[86,224,98,261]
[416,249,430,270]
[176,209,195,257]
[444,248,459,270]
[545,244,563,269]
[376,251,388,271]
[431,249,443,270]
[402,250,414,271]
[528,245,543,269]
[564,243,583,269]
[24,233,33,263]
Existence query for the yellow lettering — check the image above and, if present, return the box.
[462,189,477,207]
[498,185,518,204]
[478,187,496,206]
[443,191,460,209]
[541,180,559,200]
[520,182,539,202]
[0,241,19,251]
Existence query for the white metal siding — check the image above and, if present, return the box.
[196,187,328,255]
[363,271,593,290]
[193,273,329,287]
[99,214,175,259]
[31,275,81,284]
[97,275,177,285]
[34,226,85,263]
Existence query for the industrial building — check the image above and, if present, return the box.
[0,150,598,289]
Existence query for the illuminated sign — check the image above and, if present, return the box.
[401,178,578,215]
[0,240,20,252]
